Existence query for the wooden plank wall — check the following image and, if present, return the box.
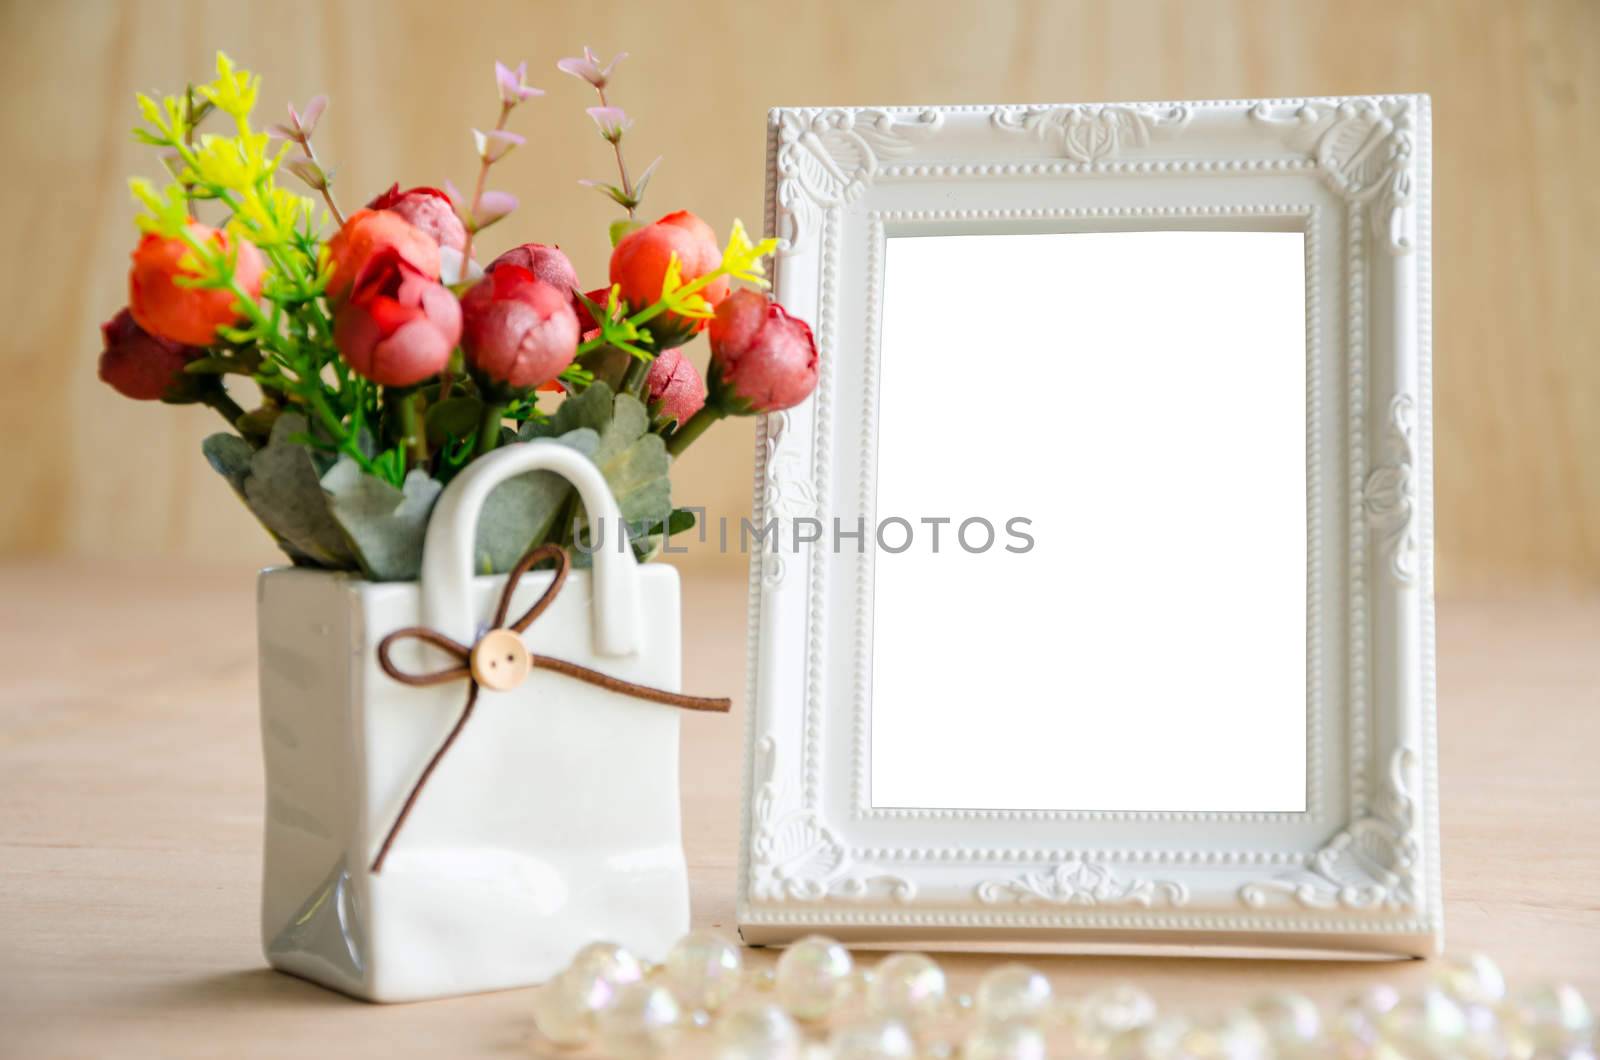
[1,0,1594,591]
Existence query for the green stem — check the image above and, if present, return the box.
[665,405,724,457]
[394,389,428,469]
[620,355,650,398]
[200,387,247,427]
[477,401,506,455]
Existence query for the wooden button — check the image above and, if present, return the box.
[470,628,530,692]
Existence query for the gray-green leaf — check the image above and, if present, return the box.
[321,459,443,581]
[238,414,358,568]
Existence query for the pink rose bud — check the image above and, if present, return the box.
[645,348,706,427]
[707,289,819,414]
[334,258,462,388]
[487,242,581,296]
[97,308,201,401]
[460,265,580,391]
[367,184,468,253]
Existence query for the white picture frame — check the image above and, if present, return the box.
[737,96,1439,958]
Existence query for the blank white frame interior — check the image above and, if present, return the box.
[738,96,1439,958]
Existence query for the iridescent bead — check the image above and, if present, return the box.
[827,1016,917,1060]
[975,964,1053,1024]
[1082,983,1158,1040]
[774,935,853,1021]
[566,941,645,1011]
[531,976,592,1048]
[962,1018,1049,1060]
[1505,983,1595,1054]
[866,952,947,1023]
[663,930,744,1013]
[1251,992,1321,1053]
[1181,1010,1272,1060]
[1379,986,1468,1054]
[713,1003,803,1060]
[594,981,681,1057]
[1436,952,1508,1007]
[1329,984,1400,1056]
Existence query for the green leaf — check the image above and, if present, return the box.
[519,382,615,442]
[425,396,484,448]
[473,429,601,574]
[609,218,642,246]
[321,459,443,581]
[201,433,254,498]
[238,414,359,568]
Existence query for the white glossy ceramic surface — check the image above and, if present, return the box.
[257,443,690,1003]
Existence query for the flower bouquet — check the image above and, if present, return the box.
[98,51,819,1002]
[102,51,817,579]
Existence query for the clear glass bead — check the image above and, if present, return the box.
[1251,991,1322,1052]
[664,929,744,1013]
[1082,983,1158,1040]
[866,952,947,1023]
[975,964,1053,1024]
[828,1016,917,1060]
[1436,953,1509,1008]
[531,976,592,1048]
[594,980,681,1058]
[1380,986,1469,1054]
[1505,983,1595,1054]
[774,935,853,1022]
[962,1018,1050,1060]
[565,941,645,1011]
[713,1002,803,1060]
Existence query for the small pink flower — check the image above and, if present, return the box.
[461,266,580,391]
[557,47,627,89]
[586,105,632,141]
[97,308,201,401]
[334,258,461,388]
[367,184,468,252]
[495,61,544,104]
[645,348,706,427]
[708,289,819,414]
[473,128,524,163]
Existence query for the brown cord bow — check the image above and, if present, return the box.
[370,543,730,873]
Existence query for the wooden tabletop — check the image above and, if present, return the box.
[2,559,1596,1057]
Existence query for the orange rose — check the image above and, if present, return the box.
[325,209,441,306]
[608,210,728,348]
[128,223,264,346]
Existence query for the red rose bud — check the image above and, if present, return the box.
[487,243,580,296]
[97,308,201,401]
[708,290,819,414]
[645,348,706,427]
[367,184,468,253]
[334,257,461,387]
[573,286,611,335]
[461,265,580,391]
[609,210,729,347]
[128,223,264,346]
[325,209,441,306]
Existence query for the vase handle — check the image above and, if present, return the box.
[419,441,640,657]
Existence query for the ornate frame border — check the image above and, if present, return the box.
[737,97,1438,956]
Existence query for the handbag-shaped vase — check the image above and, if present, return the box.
[257,442,692,1002]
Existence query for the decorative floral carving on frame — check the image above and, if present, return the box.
[749,736,915,903]
[976,857,1189,908]
[1239,748,1420,910]
[1364,394,1418,585]
[990,103,1190,163]
[1250,99,1417,254]
[773,108,942,254]
[758,411,818,590]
